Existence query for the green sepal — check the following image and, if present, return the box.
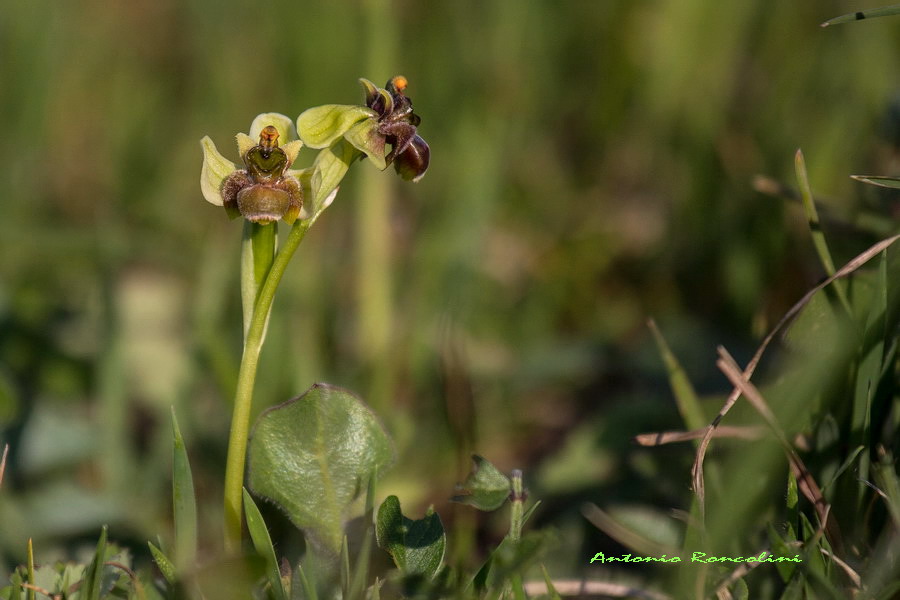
[359,78,379,106]
[200,136,237,206]
[451,455,511,511]
[344,119,387,169]
[308,140,358,217]
[297,105,378,149]
[375,495,446,579]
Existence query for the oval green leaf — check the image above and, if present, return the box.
[247,384,394,555]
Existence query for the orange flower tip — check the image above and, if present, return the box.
[391,75,408,92]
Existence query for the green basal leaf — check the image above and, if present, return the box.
[822,4,900,26]
[243,488,288,600]
[171,409,197,572]
[297,105,377,149]
[250,112,299,144]
[375,495,446,579]
[200,136,237,206]
[344,120,387,170]
[247,384,394,555]
[451,455,511,511]
[851,174,900,189]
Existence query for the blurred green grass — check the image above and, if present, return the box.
[1,0,900,592]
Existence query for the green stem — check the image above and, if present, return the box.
[224,218,314,550]
[508,471,525,600]
[509,469,524,543]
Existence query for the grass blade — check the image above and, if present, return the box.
[851,174,900,188]
[540,565,562,600]
[795,150,851,316]
[171,408,197,571]
[297,562,318,600]
[822,4,900,27]
[82,526,108,600]
[647,319,706,432]
[243,488,288,600]
[0,444,8,490]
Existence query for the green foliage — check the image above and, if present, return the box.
[170,410,197,572]
[1,535,152,600]
[243,488,289,600]
[822,4,900,26]
[247,384,394,555]
[450,455,512,511]
[375,495,445,580]
[5,2,900,599]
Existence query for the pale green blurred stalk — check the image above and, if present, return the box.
[356,0,397,411]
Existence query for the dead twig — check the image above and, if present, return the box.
[634,426,765,447]
[716,347,843,554]
[690,234,900,518]
[523,579,671,600]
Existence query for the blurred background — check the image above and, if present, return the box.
[1,0,900,586]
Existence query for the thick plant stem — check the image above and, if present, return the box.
[224,218,313,550]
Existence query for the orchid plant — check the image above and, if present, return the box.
[199,77,430,550]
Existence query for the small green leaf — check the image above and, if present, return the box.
[297,105,378,149]
[851,174,900,189]
[344,120,387,170]
[451,455,511,511]
[171,409,197,571]
[148,542,176,585]
[247,384,394,555]
[376,496,446,579]
[822,4,900,26]
[82,526,108,600]
[200,136,237,206]
[244,488,288,600]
